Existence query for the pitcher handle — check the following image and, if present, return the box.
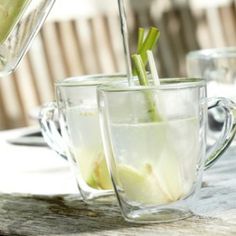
[205,97,236,170]
[39,102,67,160]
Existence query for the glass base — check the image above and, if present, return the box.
[81,191,116,205]
[123,207,193,224]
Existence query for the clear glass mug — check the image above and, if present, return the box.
[0,0,55,77]
[97,78,236,223]
[39,74,125,204]
[186,47,236,140]
[186,47,236,99]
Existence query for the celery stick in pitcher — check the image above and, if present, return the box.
[0,0,30,44]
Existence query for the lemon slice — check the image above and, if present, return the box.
[89,155,113,190]
[117,163,171,205]
[77,149,112,190]
[154,150,184,201]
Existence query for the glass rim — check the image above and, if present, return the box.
[55,73,126,87]
[186,47,236,59]
[98,78,206,92]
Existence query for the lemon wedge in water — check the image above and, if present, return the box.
[117,163,172,205]
[154,149,185,201]
[85,153,112,190]
[89,155,113,190]
[76,149,112,190]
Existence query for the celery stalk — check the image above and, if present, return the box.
[132,54,162,122]
[138,27,160,66]
[131,27,162,122]
[137,28,145,52]
[131,54,148,86]
[0,0,30,44]
[132,27,160,76]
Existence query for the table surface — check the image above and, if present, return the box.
[0,127,236,235]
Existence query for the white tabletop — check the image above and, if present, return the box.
[0,126,78,195]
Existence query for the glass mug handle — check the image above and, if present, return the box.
[205,97,236,169]
[39,102,67,160]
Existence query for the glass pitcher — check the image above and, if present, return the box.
[0,0,55,77]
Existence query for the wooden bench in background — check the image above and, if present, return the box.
[0,0,236,130]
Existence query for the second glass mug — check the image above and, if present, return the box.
[186,47,236,99]
[0,0,55,77]
[186,47,236,140]
[39,74,125,204]
[97,78,236,223]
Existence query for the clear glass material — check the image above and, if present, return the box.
[186,47,236,142]
[186,47,236,99]
[98,78,236,223]
[0,0,55,77]
[39,74,125,204]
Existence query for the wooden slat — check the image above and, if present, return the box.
[24,54,42,106]
[74,18,100,74]
[105,14,126,73]
[11,72,28,127]
[158,10,182,77]
[219,4,236,46]
[102,14,121,73]
[89,15,116,74]
[0,80,10,129]
[40,21,67,82]
[26,34,55,104]
[56,20,84,77]
[0,75,24,129]
[190,7,212,49]
[178,5,199,51]
[70,20,87,75]
[168,8,189,76]
[206,7,226,48]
